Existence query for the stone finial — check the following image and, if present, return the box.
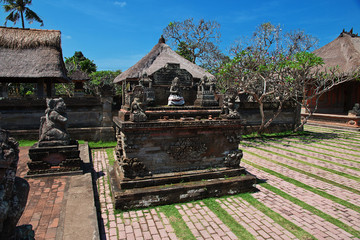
[159,35,166,44]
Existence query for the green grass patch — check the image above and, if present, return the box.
[261,183,360,238]
[239,193,316,240]
[252,146,360,182]
[203,198,256,240]
[244,150,360,195]
[88,141,117,148]
[158,205,196,240]
[105,148,116,166]
[243,159,360,213]
[242,130,310,139]
[18,139,37,147]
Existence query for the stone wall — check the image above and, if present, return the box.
[0,97,115,141]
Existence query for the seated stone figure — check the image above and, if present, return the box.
[348,103,360,116]
[130,97,147,122]
[0,129,33,240]
[221,88,241,119]
[39,98,70,146]
[168,77,185,106]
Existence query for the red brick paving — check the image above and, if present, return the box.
[16,146,71,240]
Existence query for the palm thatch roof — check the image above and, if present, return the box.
[0,27,69,83]
[114,37,214,83]
[68,69,90,82]
[313,29,360,74]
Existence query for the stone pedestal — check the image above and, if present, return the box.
[28,140,82,175]
[110,116,256,209]
[194,90,219,107]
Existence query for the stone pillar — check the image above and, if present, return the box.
[0,83,8,98]
[101,96,113,127]
[46,81,52,98]
[36,80,44,99]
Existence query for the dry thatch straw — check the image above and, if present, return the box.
[0,27,61,50]
[0,27,69,83]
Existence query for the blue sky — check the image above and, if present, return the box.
[1,0,359,71]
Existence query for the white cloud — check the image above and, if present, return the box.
[114,1,126,7]
[63,35,72,40]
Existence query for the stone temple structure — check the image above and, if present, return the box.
[28,98,82,175]
[110,37,256,209]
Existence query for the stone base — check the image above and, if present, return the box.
[109,165,256,210]
[27,140,82,176]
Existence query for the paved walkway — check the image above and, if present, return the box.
[17,125,360,239]
[93,125,360,240]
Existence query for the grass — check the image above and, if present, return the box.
[241,130,310,139]
[239,193,316,240]
[261,183,360,238]
[243,159,360,213]
[243,150,360,195]
[158,204,196,240]
[105,148,116,166]
[17,139,117,148]
[202,198,256,240]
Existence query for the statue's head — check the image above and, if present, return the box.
[46,98,66,113]
[172,77,180,86]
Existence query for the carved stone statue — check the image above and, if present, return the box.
[168,77,185,106]
[221,88,241,119]
[224,149,243,168]
[198,76,216,93]
[130,97,147,122]
[39,98,70,146]
[0,129,34,240]
[348,103,360,116]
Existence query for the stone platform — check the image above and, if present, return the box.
[27,140,82,176]
[109,165,256,210]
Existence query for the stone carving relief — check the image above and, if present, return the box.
[224,149,243,168]
[129,86,147,122]
[221,88,241,119]
[348,103,360,116]
[168,137,207,161]
[39,98,70,146]
[0,129,34,240]
[121,158,151,179]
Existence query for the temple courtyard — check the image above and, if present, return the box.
[16,124,360,240]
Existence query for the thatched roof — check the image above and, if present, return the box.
[313,29,360,74]
[114,37,215,83]
[69,69,90,82]
[0,27,70,83]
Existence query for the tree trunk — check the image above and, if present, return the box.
[21,11,25,29]
[258,102,265,134]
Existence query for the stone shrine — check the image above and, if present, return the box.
[28,98,82,175]
[110,37,256,209]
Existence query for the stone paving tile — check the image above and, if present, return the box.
[243,151,360,206]
[278,138,360,162]
[93,149,177,240]
[244,164,360,231]
[244,146,360,192]
[176,202,237,240]
[217,197,297,240]
[258,143,360,177]
[252,186,356,240]
[16,146,70,240]
[267,140,360,170]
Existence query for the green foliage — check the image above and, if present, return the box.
[2,0,44,28]
[88,141,117,148]
[176,41,194,62]
[87,70,122,96]
[65,51,97,75]
[6,83,35,97]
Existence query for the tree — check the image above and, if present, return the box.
[217,22,319,134]
[65,51,97,74]
[163,18,222,68]
[2,0,43,29]
[87,70,122,96]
